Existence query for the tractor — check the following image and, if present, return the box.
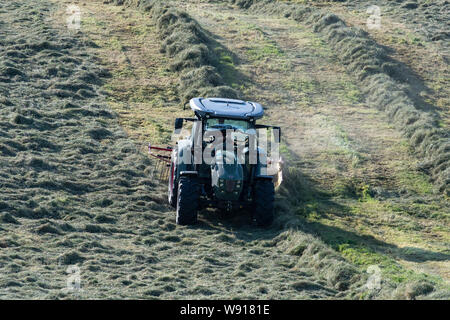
[155,98,281,226]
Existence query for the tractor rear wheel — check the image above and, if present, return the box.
[176,175,199,225]
[253,179,274,227]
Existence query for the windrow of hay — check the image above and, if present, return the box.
[224,0,449,195]
[106,0,238,105]
[273,227,366,295]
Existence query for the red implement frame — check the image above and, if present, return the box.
[148,143,172,181]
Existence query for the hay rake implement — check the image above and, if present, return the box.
[148,143,172,182]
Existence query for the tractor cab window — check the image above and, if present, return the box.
[205,118,252,132]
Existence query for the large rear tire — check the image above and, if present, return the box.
[176,175,199,225]
[253,179,274,227]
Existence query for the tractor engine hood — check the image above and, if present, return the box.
[211,150,244,201]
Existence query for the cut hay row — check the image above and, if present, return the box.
[225,0,449,195]
[106,0,238,105]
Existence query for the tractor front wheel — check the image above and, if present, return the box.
[176,175,199,225]
[253,179,274,227]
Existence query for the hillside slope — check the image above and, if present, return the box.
[0,0,448,299]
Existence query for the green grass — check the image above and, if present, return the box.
[247,42,283,62]
[215,48,240,88]
[291,196,446,286]
[283,168,448,290]
[389,202,450,221]
[397,169,434,195]
[283,78,320,93]
[338,244,442,285]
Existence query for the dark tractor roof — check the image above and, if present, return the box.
[190,97,264,120]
